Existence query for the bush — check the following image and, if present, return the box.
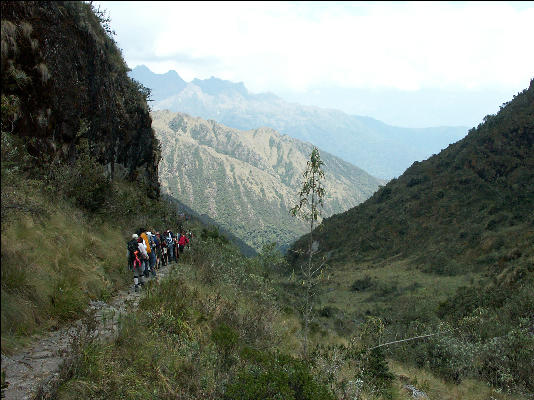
[350,275,374,292]
[360,347,395,398]
[225,349,334,400]
[48,139,112,213]
[476,324,534,391]
[51,278,86,322]
[201,227,229,244]
[212,323,239,362]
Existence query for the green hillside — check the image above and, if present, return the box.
[291,80,533,271]
[288,80,534,392]
[152,110,382,251]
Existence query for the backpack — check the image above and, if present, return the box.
[127,239,138,255]
[165,235,173,246]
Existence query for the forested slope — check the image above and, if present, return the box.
[288,80,534,392]
[293,79,533,275]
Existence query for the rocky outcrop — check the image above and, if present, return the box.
[1,1,160,197]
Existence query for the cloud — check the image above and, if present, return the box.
[98,1,534,93]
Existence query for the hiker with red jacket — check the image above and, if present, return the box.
[178,230,189,254]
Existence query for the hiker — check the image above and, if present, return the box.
[187,230,193,249]
[140,228,155,276]
[147,231,157,276]
[164,230,175,263]
[154,231,162,270]
[128,234,145,292]
[178,230,189,254]
[127,234,138,271]
[137,236,149,278]
[174,231,180,261]
[158,231,168,266]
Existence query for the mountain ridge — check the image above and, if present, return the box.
[152,109,383,251]
[129,64,468,179]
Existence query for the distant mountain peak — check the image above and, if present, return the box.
[192,76,249,97]
[128,65,186,99]
[131,64,151,72]
[132,65,467,178]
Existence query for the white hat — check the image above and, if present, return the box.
[132,234,138,239]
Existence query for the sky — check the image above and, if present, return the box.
[95,1,534,127]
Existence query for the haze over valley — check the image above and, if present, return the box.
[131,65,468,179]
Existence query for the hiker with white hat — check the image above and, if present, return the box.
[127,233,145,292]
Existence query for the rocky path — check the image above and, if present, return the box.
[1,262,175,400]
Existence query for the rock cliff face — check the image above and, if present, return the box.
[1,1,160,197]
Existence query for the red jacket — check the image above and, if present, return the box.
[178,235,189,246]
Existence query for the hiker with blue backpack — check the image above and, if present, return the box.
[164,230,175,263]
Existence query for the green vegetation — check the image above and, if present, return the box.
[54,242,337,399]
[2,2,532,399]
[0,129,187,354]
[289,80,534,396]
[1,1,160,199]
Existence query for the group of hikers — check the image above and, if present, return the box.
[126,228,192,292]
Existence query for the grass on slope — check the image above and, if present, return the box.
[278,252,533,396]
[315,257,478,331]
[55,239,332,400]
[55,238,530,400]
[1,174,128,353]
[0,133,194,354]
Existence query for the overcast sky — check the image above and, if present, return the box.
[95,1,534,127]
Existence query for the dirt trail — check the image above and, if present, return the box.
[1,262,175,400]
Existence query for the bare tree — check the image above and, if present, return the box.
[290,146,326,357]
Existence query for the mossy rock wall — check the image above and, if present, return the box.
[1,1,160,197]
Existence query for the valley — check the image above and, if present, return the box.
[152,110,382,251]
[1,2,532,399]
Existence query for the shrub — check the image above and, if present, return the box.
[476,323,534,391]
[51,278,86,322]
[350,275,374,292]
[58,139,113,213]
[225,349,334,400]
[212,323,239,359]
